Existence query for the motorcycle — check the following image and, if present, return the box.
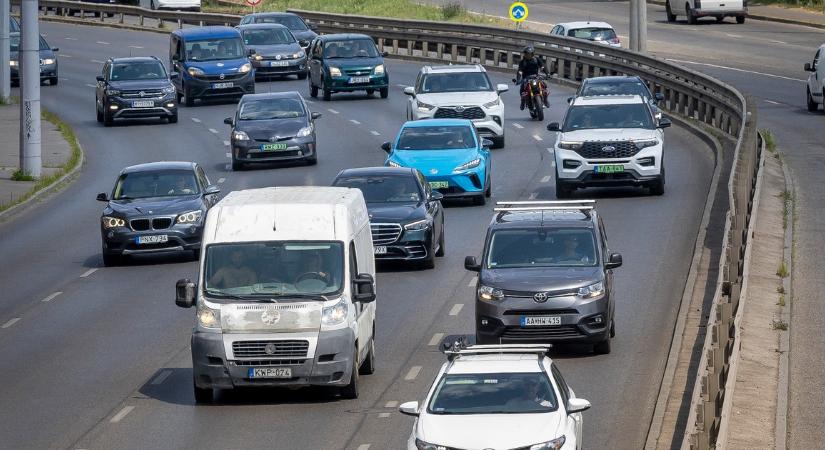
[513,74,549,121]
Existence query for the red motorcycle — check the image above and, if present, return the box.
[514,74,549,121]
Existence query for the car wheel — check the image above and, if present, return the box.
[650,165,666,196]
[472,194,486,206]
[666,1,676,22]
[50,76,58,85]
[339,348,359,399]
[610,320,616,338]
[555,176,572,199]
[687,3,697,24]
[359,334,376,375]
[231,158,245,171]
[807,87,819,112]
[593,338,612,355]
[484,173,492,198]
[297,71,307,80]
[168,112,178,124]
[322,86,332,101]
[176,89,183,104]
[716,16,725,23]
[736,15,745,24]
[309,80,318,98]
[184,85,195,107]
[492,135,505,149]
[380,87,389,99]
[102,251,121,267]
[103,109,114,127]
[306,156,318,165]
[435,218,445,257]
[96,105,103,123]
[193,379,213,404]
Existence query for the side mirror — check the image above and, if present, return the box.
[52,47,59,52]
[96,192,108,202]
[381,141,392,153]
[403,86,415,96]
[658,117,672,129]
[496,83,509,94]
[204,185,220,195]
[247,48,256,57]
[464,256,481,272]
[605,252,623,269]
[654,92,665,102]
[566,96,574,104]
[309,23,318,31]
[170,72,179,80]
[804,62,812,72]
[96,75,104,82]
[381,51,389,57]
[429,190,444,201]
[175,278,197,308]
[567,398,591,414]
[353,273,376,303]
[546,122,560,132]
[311,111,322,120]
[398,401,420,417]
[224,117,233,126]
[481,138,494,148]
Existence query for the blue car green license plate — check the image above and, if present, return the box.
[429,181,449,189]
[261,143,288,151]
[594,164,624,174]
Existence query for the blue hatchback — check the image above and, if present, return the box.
[382,119,492,205]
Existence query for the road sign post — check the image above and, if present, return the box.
[246,0,261,14]
[19,0,41,178]
[1,0,10,103]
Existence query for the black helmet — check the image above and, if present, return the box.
[523,46,535,56]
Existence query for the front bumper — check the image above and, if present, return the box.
[10,63,57,81]
[325,74,389,92]
[475,294,611,344]
[233,135,316,163]
[373,227,433,261]
[413,106,504,138]
[423,169,486,199]
[252,58,307,77]
[106,94,177,119]
[184,72,255,99]
[101,223,203,256]
[554,146,662,188]
[191,328,355,389]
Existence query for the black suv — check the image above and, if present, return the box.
[464,200,622,354]
[95,56,178,126]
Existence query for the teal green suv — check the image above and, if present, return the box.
[307,34,390,101]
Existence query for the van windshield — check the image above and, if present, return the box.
[185,37,245,62]
[487,228,598,268]
[204,241,344,298]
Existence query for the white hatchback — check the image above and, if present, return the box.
[399,344,590,450]
[550,22,621,48]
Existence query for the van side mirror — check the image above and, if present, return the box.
[464,256,481,272]
[605,253,622,269]
[403,86,415,96]
[654,92,665,102]
[204,185,220,195]
[224,117,233,125]
[96,75,104,82]
[804,62,812,72]
[175,279,197,308]
[496,83,509,94]
[567,398,591,414]
[309,23,318,31]
[566,96,574,104]
[429,191,444,201]
[658,117,672,129]
[96,192,108,202]
[353,273,376,303]
[311,112,322,120]
[381,142,391,153]
[381,51,389,57]
[547,122,560,132]
[399,401,420,417]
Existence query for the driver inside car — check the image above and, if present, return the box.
[293,251,333,287]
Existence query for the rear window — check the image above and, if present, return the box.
[568,27,617,42]
[581,81,649,98]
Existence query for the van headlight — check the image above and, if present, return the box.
[404,219,431,231]
[176,210,202,224]
[478,285,504,302]
[187,67,205,77]
[633,138,659,149]
[322,299,348,326]
[232,130,250,141]
[329,66,342,77]
[558,141,583,150]
[454,158,481,172]
[297,125,314,137]
[197,303,221,329]
[530,436,566,450]
[577,281,605,299]
[483,97,500,109]
[239,63,252,74]
[374,64,385,75]
[102,216,125,229]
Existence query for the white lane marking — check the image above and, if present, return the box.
[129,45,143,49]
[223,140,230,146]
[546,147,554,155]
[349,119,361,125]
[80,268,98,278]
[370,130,380,136]
[327,108,339,114]
[396,84,406,88]
[770,40,787,45]
[41,292,63,303]
[64,37,77,41]
[428,332,444,346]
[532,134,543,141]
[110,406,135,423]
[378,412,391,418]
[58,54,72,58]
[150,370,172,385]
[191,117,201,123]
[512,123,524,129]
[404,366,422,381]
[725,33,742,38]
[540,175,552,183]
[217,178,226,184]
[91,59,105,64]
[765,100,781,105]
[225,152,231,158]
[85,84,96,88]
[96,41,111,45]
[449,304,464,316]
[357,445,371,450]
[529,192,538,200]
[468,276,477,287]
[208,128,218,134]
[666,59,806,83]
[60,77,69,81]
[1,318,21,329]
[385,401,398,408]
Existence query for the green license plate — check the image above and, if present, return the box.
[429,181,449,189]
[594,164,624,174]
[261,143,288,151]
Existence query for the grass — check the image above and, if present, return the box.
[776,261,789,278]
[761,129,776,153]
[754,0,825,13]
[779,189,792,230]
[0,109,83,214]
[203,0,510,26]
[777,294,786,306]
[10,170,35,182]
[771,319,788,331]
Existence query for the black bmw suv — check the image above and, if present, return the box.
[333,167,445,269]
[97,161,220,266]
[95,56,178,126]
[464,200,622,354]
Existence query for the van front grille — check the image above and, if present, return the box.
[232,340,309,359]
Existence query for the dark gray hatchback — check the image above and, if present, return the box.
[464,200,622,354]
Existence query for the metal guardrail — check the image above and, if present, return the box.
[21,3,761,447]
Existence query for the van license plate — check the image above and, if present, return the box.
[248,367,292,378]
[349,76,370,84]
[374,246,387,255]
[520,316,562,326]
[594,164,624,174]
[212,82,234,89]
[132,100,153,108]
[136,235,168,245]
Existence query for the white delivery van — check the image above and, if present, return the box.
[175,186,377,403]
[666,0,747,24]
[805,43,825,112]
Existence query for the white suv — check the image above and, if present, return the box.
[398,343,590,450]
[547,95,670,197]
[805,43,825,112]
[404,64,508,148]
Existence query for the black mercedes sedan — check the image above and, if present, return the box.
[238,23,308,80]
[238,12,318,50]
[97,161,220,266]
[225,91,321,170]
[332,167,445,269]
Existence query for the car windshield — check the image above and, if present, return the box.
[239,97,305,120]
[334,175,421,203]
[428,372,558,415]
[110,61,167,81]
[397,126,476,150]
[113,169,199,200]
[185,37,244,61]
[204,241,344,297]
[487,228,598,268]
[420,72,492,93]
[324,40,379,58]
[9,35,49,51]
[257,15,307,31]
[562,103,653,131]
[581,81,649,98]
[568,27,617,41]
[242,28,295,45]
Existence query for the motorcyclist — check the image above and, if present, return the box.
[515,46,550,110]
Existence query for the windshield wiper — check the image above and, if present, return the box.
[204,290,264,301]
[266,293,330,301]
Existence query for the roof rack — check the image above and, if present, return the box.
[494,200,596,213]
[496,200,595,205]
[440,337,551,361]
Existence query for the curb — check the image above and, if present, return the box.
[647,0,825,29]
[775,153,794,450]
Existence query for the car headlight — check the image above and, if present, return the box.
[578,281,605,299]
[176,210,202,224]
[105,89,121,96]
[9,60,18,67]
[404,219,431,231]
[162,85,176,94]
[297,125,314,137]
[483,97,500,109]
[415,439,447,450]
[374,64,385,75]
[633,138,659,149]
[197,303,221,329]
[295,50,305,58]
[254,54,263,61]
[530,436,566,450]
[558,141,583,150]
[478,285,504,302]
[232,130,250,141]
[321,299,348,326]
[387,160,402,168]
[454,158,481,172]
[42,58,55,65]
[102,216,126,229]
[187,67,205,77]
[417,101,436,112]
[238,63,252,74]
[329,66,342,77]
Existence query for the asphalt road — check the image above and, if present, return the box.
[0,20,714,450]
